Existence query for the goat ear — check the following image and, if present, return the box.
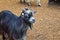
[32,10,37,14]
[34,11,37,14]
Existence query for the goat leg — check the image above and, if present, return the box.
[2,32,6,40]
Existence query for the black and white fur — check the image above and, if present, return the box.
[0,8,36,40]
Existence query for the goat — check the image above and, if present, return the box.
[0,8,36,40]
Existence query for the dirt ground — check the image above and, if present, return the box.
[0,0,60,40]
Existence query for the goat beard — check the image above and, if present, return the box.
[28,23,33,30]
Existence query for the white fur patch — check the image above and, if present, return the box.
[22,13,24,15]
[29,17,35,23]
[26,10,31,14]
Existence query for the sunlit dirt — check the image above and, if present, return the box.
[0,0,60,40]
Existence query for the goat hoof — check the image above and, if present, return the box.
[38,3,41,7]
[24,1,26,3]
[20,1,22,3]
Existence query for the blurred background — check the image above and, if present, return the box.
[0,0,60,40]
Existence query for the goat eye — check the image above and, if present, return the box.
[21,13,24,15]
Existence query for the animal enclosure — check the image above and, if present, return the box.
[0,0,60,40]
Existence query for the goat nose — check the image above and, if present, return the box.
[32,19,35,23]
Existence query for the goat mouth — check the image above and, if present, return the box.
[29,20,35,23]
